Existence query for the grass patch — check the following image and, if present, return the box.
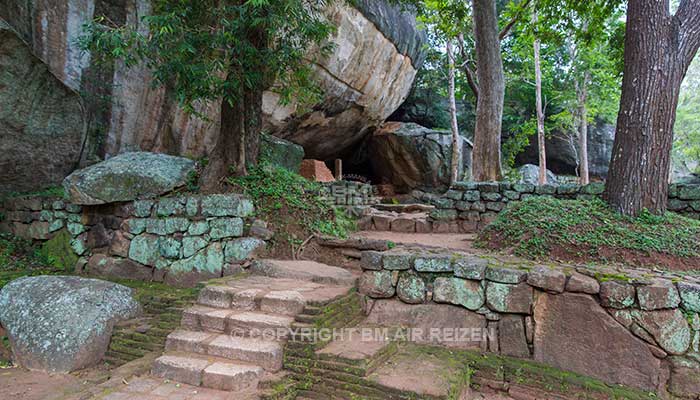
[477,196,700,268]
[0,233,71,289]
[228,163,356,249]
[1,186,64,200]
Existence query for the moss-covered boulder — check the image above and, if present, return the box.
[62,152,195,205]
[0,276,140,372]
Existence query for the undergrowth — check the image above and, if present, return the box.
[0,233,71,289]
[477,196,700,264]
[228,163,356,246]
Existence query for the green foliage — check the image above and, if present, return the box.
[3,186,65,200]
[228,163,355,242]
[478,197,700,262]
[674,55,700,175]
[38,230,79,272]
[0,233,68,290]
[79,0,335,115]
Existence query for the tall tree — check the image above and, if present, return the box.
[80,0,333,189]
[447,40,462,184]
[472,0,506,181]
[605,0,700,216]
[532,5,547,185]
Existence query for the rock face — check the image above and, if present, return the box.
[0,0,425,164]
[260,133,304,172]
[518,164,558,185]
[516,119,615,178]
[0,275,140,373]
[0,21,85,194]
[368,122,473,192]
[533,292,661,391]
[63,152,196,205]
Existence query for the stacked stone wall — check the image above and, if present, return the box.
[365,182,700,233]
[358,249,700,397]
[0,193,267,286]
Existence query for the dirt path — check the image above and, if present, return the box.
[0,368,85,400]
[354,231,479,252]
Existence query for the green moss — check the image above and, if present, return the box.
[3,186,64,199]
[478,197,700,264]
[403,344,655,400]
[0,233,68,289]
[229,163,356,244]
[38,230,78,271]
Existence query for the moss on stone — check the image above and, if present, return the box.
[38,229,78,271]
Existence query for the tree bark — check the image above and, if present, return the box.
[605,0,700,216]
[576,72,590,185]
[447,40,462,184]
[200,78,263,191]
[472,0,505,182]
[532,7,547,185]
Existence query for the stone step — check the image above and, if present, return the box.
[250,259,357,286]
[152,353,263,391]
[182,306,295,337]
[197,284,306,316]
[166,329,284,371]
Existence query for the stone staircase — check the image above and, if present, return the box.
[151,259,356,396]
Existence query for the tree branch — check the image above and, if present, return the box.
[675,0,700,67]
[457,33,480,100]
[499,0,532,41]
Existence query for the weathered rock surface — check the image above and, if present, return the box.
[518,164,558,186]
[1,0,425,163]
[0,21,85,193]
[533,292,660,391]
[260,133,304,172]
[365,299,486,349]
[516,119,615,178]
[368,122,473,192]
[0,275,140,372]
[63,152,196,205]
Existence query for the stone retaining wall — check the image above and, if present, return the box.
[0,193,268,286]
[357,249,700,398]
[384,182,700,233]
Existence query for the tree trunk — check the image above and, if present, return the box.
[577,72,590,185]
[447,40,462,184]
[532,7,546,185]
[200,68,264,191]
[471,0,505,182]
[605,0,700,216]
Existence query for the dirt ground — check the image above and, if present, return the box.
[0,367,86,400]
[354,231,479,252]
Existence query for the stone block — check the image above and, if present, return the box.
[360,251,383,270]
[486,282,533,314]
[565,272,600,294]
[433,277,484,311]
[209,218,244,239]
[637,280,681,310]
[499,315,530,358]
[453,256,488,280]
[599,281,636,309]
[382,253,413,270]
[391,218,416,233]
[396,273,426,304]
[201,194,254,217]
[533,293,661,391]
[526,266,566,293]
[359,270,395,298]
[678,282,700,312]
[414,254,452,272]
[485,266,527,284]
